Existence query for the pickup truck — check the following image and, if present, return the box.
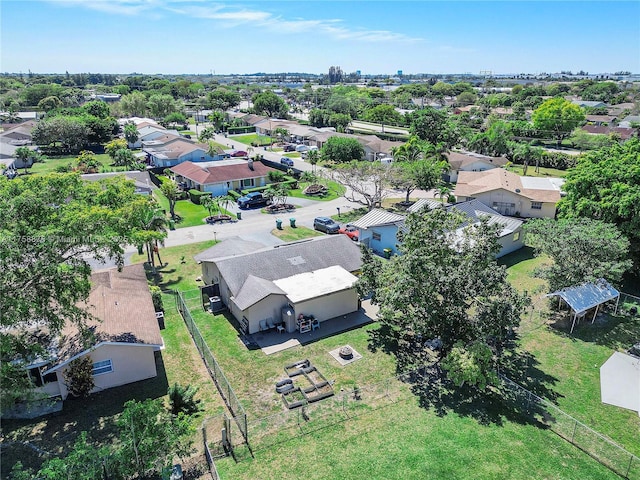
[237,192,269,209]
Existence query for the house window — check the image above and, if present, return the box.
[531,202,542,210]
[92,359,113,376]
[372,231,382,241]
[242,179,254,187]
[513,231,520,242]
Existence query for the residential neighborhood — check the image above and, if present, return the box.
[1,2,640,479]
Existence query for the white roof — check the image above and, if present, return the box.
[274,265,357,304]
[547,279,619,315]
[520,176,563,191]
[600,352,640,415]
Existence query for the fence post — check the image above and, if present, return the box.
[571,419,578,443]
[626,454,633,479]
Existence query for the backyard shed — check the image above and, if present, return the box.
[546,279,620,333]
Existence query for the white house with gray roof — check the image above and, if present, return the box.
[195,235,362,334]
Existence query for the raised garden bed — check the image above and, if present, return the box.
[265,204,296,213]
[302,184,328,196]
[205,215,232,224]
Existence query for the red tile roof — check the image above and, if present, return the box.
[171,160,276,185]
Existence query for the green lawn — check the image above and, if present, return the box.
[231,133,273,146]
[499,248,640,457]
[506,164,570,178]
[25,153,128,175]
[289,179,346,202]
[331,206,368,223]
[270,225,323,242]
[154,190,235,229]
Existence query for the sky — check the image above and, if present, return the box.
[1,1,639,75]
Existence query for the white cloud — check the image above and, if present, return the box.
[44,0,423,43]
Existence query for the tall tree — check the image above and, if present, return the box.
[330,161,394,210]
[14,146,34,173]
[119,91,148,117]
[252,90,288,118]
[147,93,179,120]
[532,97,585,145]
[524,218,631,292]
[160,177,180,221]
[321,136,364,164]
[408,107,459,147]
[123,121,139,146]
[0,174,150,409]
[390,136,447,203]
[359,208,530,383]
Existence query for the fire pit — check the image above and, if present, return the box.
[339,346,353,360]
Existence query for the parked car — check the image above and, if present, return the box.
[237,192,269,209]
[338,224,359,241]
[280,157,295,167]
[313,216,340,234]
[283,144,296,152]
[295,145,309,153]
[231,150,248,157]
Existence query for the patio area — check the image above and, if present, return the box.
[250,299,378,355]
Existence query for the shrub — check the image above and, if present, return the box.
[227,126,255,134]
[150,286,163,312]
[63,356,95,397]
[227,190,241,200]
[168,383,202,416]
[188,189,210,204]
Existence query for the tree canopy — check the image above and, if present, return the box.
[558,138,640,266]
[0,174,162,409]
[523,217,631,292]
[321,136,364,164]
[359,208,530,385]
[252,90,288,118]
[531,97,585,143]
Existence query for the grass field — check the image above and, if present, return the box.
[506,164,570,178]
[25,153,128,175]
[231,134,273,146]
[270,225,323,242]
[153,190,235,229]
[289,179,346,202]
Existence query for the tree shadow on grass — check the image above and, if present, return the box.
[369,326,561,428]
[2,352,169,473]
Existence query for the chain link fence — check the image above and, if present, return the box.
[176,291,248,443]
[500,375,639,479]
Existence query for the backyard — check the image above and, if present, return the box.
[4,240,638,479]
[172,243,639,479]
[24,153,129,175]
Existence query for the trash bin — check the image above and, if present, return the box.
[236,211,241,220]
[276,218,283,229]
[383,248,392,259]
[169,219,175,230]
[289,218,296,228]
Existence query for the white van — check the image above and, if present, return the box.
[295,145,309,153]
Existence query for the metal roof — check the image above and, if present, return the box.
[351,209,405,229]
[547,279,620,315]
[273,266,357,303]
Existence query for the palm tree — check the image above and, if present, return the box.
[436,185,452,206]
[160,178,180,221]
[306,149,319,173]
[216,194,234,217]
[200,195,215,220]
[134,202,168,273]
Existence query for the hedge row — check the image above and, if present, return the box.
[240,178,298,195]
[188,189,211,204]
[227,190,241,200]
[227,126,256,134]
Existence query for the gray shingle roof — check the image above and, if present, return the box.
[213,235,362,297]
[450,199,523,237]
[407,198,444,213]
[234,275,286,310]
[194,237,265,262]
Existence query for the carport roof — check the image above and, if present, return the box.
[546,279,619,316]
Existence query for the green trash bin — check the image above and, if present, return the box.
[168,219,175,230]
[236,211,242,220]
[289,217,296,228]
[276,218,283,229]
[383,248,392,259]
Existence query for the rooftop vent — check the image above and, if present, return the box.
[287,256,306,266]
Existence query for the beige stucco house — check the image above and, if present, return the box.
[25,264,164,402]
[444,151,508,183]
[453,169,562,218]
[194,235,362,335]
